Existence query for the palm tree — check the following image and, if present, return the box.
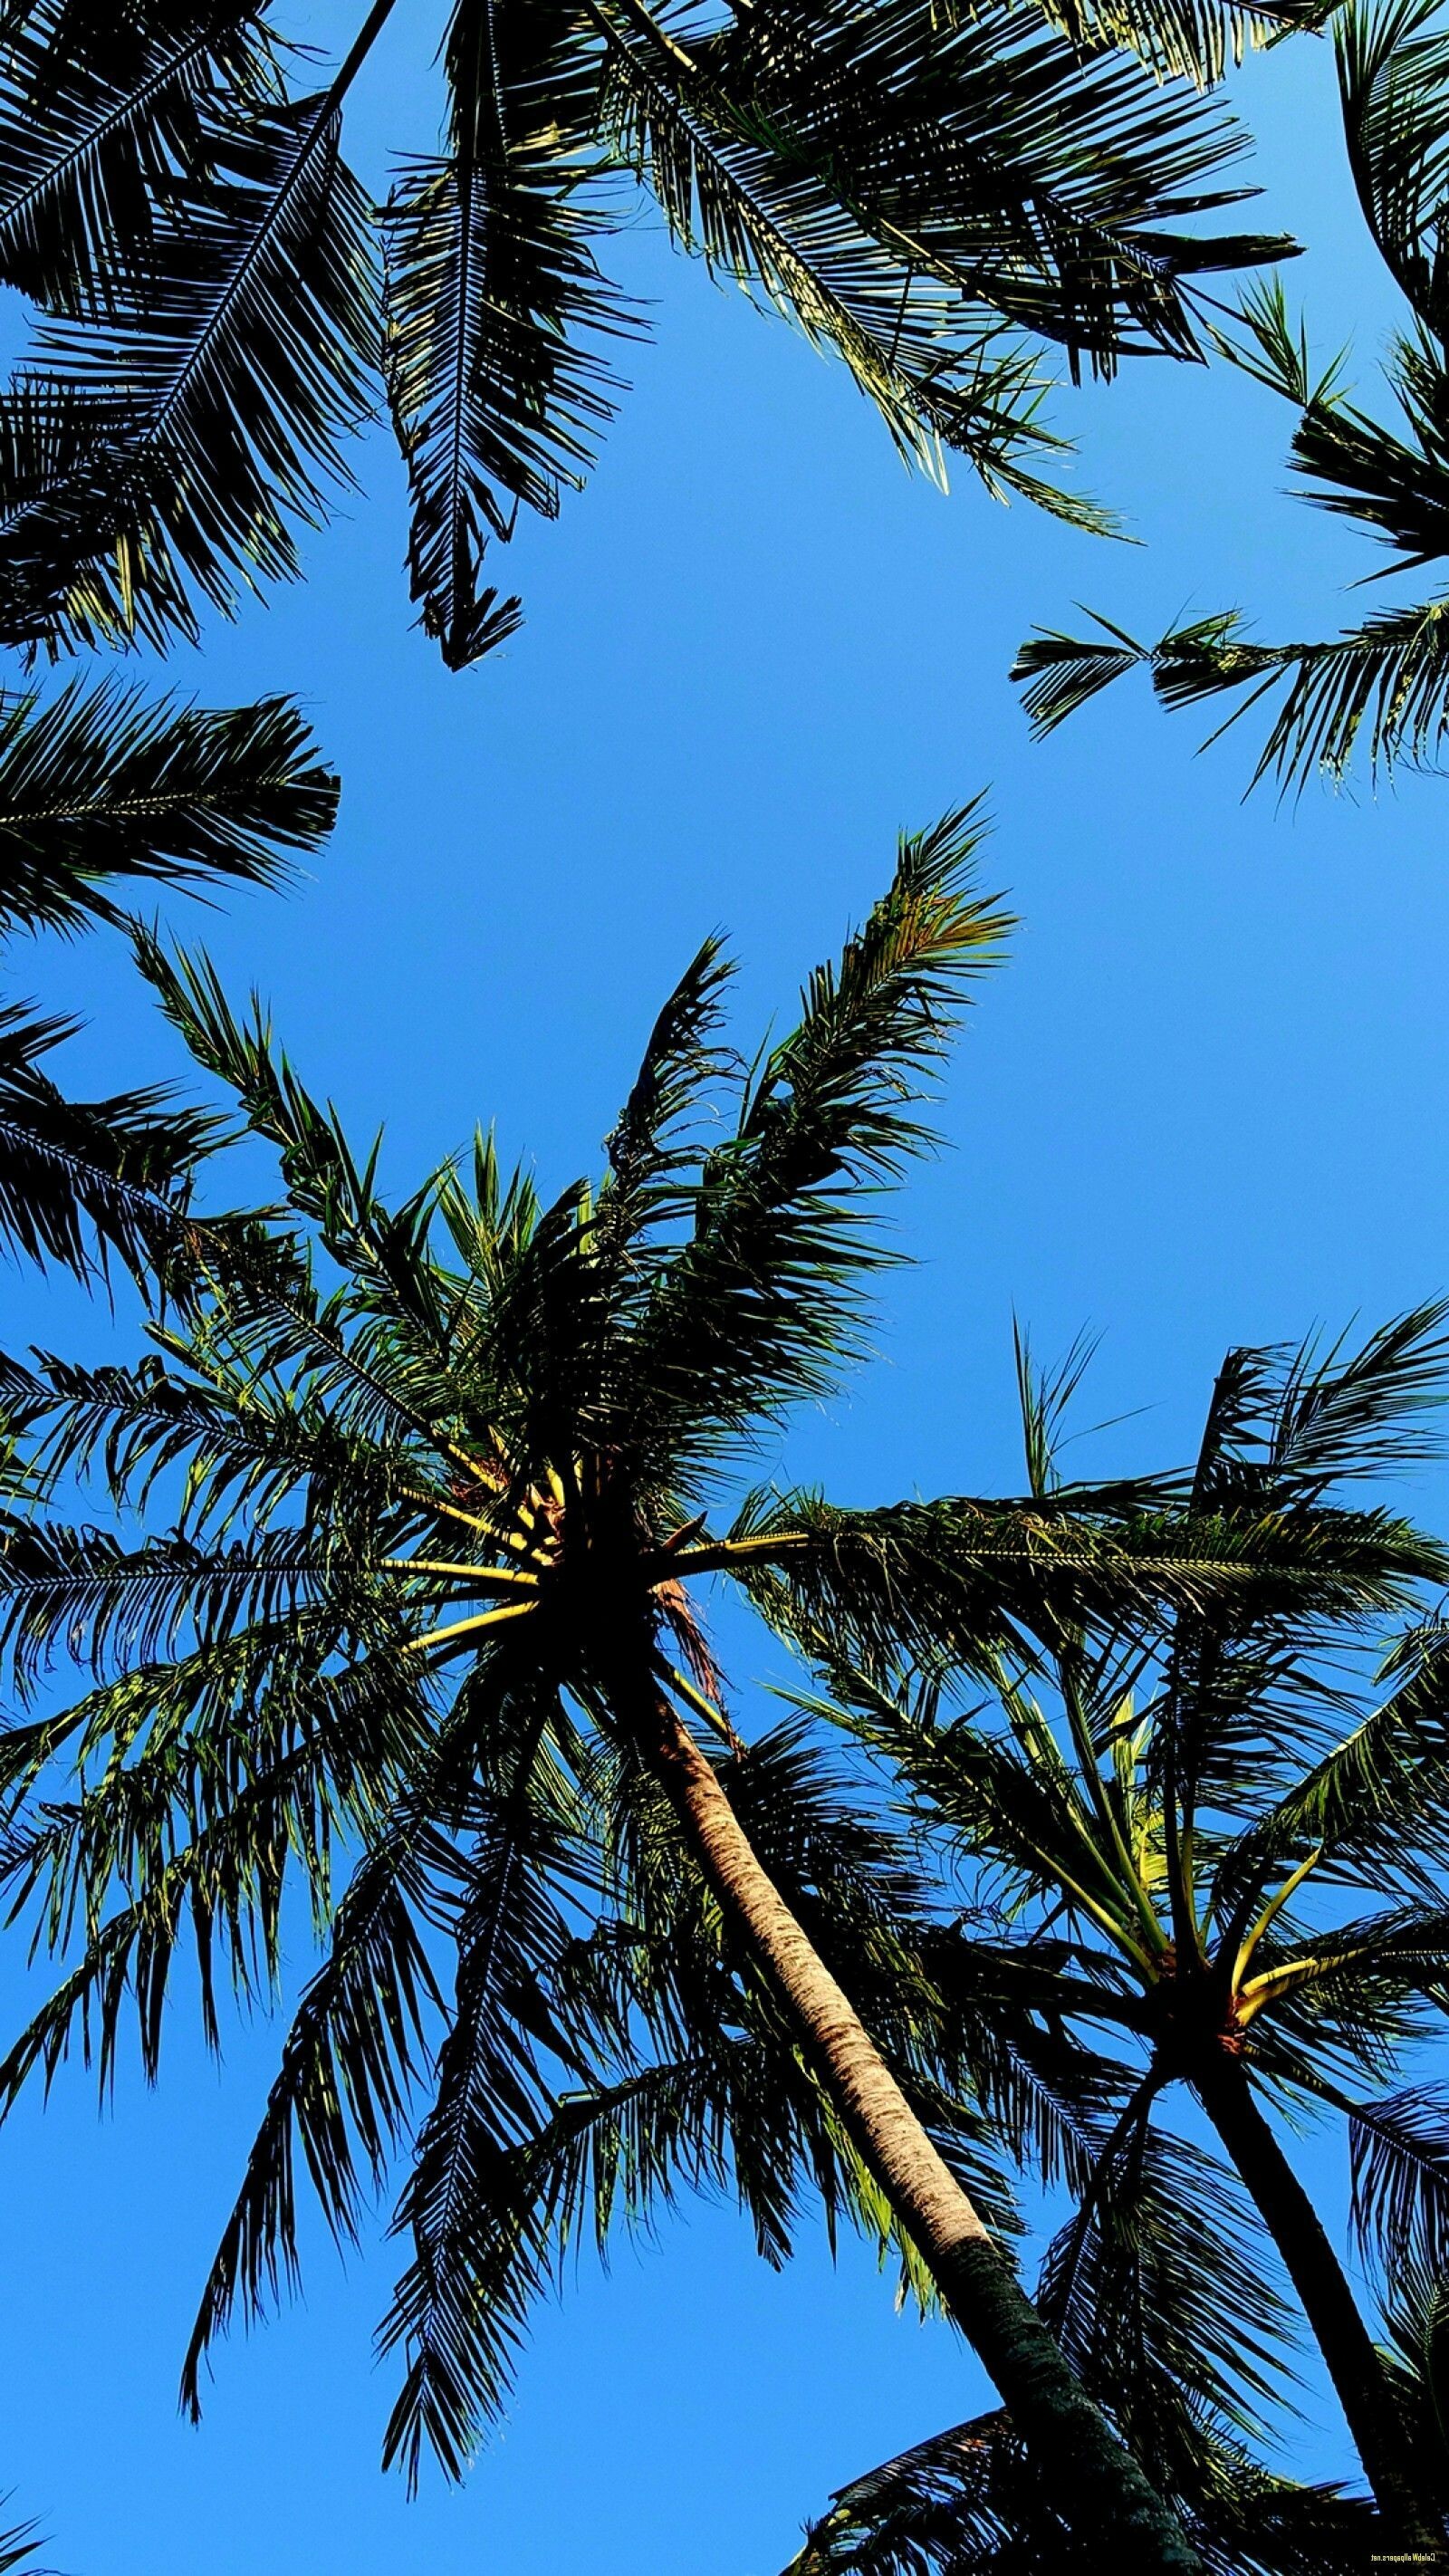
[777,2404,1373,2572]
[0,804,1377,2571]
[0,678,336,1275]
[1012,0,1449,791]
[795,1316,1449,2556]
[0,0,1313,668]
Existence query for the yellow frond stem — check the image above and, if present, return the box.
[664,1663,742,1751]
[387,1558,540,1591]
[404,1602,536,1656]
[1233,1846,1324,1994]
[667,1532,807,1579]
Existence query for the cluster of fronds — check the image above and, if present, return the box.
[1013,0,1449,788]
[0,0,1311,666]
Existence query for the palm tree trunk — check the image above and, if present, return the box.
[1195,2055,1444,2557]
[639,1688,1201,2574]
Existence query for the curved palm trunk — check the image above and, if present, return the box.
[1195,2057,1444,2558]
[639,1691,1201,2574]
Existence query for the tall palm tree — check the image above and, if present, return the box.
[1012,0,1449,791]
[0,806,1383,2571]
[794,1317,1449,2556]
[0,678,336,1275]
[0,0,1311,668]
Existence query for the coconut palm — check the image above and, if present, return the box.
[0,805,1393,2570]
[1012,0,1449,790]
[0,678,336,1276]
[792,1317,1449,2556]
[0,0,1314,668]
[778,2404,1373,2572]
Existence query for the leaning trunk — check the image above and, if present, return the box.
[638,1689,1201,2575]
[1196,2054,1444,2558]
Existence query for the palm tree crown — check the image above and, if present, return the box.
[0,0,1311,668]
[802,1317,1449,2556]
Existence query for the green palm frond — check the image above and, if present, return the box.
[382,0,630,668]
[1339,0,1449,325]
[0,1004,223,1276]
[0,377,196,652]
[0,681,334,1278]
[622,806,1011,1472]
[595,0,1283,375]
[0,685,338,928]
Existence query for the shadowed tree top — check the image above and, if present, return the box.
[1012,0,1449,792]
[0,0,1315,667]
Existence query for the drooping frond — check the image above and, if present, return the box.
[379,1672,593,2488]
[0,1004,221,1277]
[1038,2119,1295,2445]
[178,1816,444,2417]
[598,0,1294,380]
[9,80,378,644]
[0,0,281,312]
[382,0,631,669]
[1348,2084,1449,2276]
[1037,0,1337,88]
[0,684,338,931]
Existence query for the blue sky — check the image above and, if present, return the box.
[2,11,1448,2571]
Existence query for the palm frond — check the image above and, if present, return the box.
[382,0,631,669]
[1339,0,1449,331]
[0,0,280,313]
[379,1673,595,2488]
[622,806,1010,1470]
[1348,2083,1449,2277]
[0,683,337,929]
[179,1817,443,2419]
[1014,592,1449,789]
[1038,0,1337,87]
[12,80,378,643]
[782,2408,1373,2575]
[0,1004,220,1277]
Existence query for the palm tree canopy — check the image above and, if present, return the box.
[0,679,337,1275]
[0,0,1311,668]
[791,1312,1449,2540]
[0,804,1375,2504]
[779,2405,1374,2573]
[1012,0,1449,790]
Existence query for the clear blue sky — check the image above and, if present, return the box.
[2,12,1447,2570]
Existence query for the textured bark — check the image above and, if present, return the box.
[640,1690,1202,2574]
[1197,2056,1445,2558]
